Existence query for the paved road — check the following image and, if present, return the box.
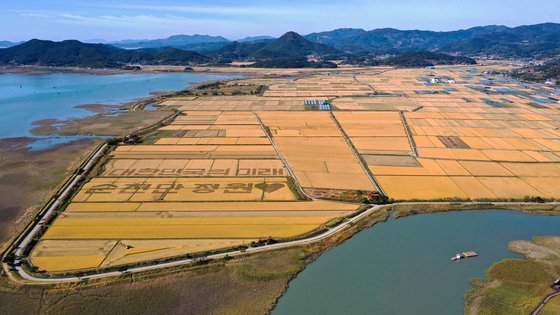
[14,202,384,283]
[531,291,560,315]
[10,201,560,283]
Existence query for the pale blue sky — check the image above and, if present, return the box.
[0,0,559,41]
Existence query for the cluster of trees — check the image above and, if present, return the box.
[0,39,210,68]
[380,51,476,67]
[511,58,560,85]
[250,58,337,68]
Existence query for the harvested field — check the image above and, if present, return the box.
[476,177,543,199]
[27,66,560,275]
[332,96,418,111]
[73,177,297,202]
[362,155,420,167]
[264,74,372,97]
[437,136,470,149]
[258,112,375,193]
[110,145,277,159]
[375,175,468,200]
[102,159,286,178]
[160,96,312,111]
[42,220,326,239]
[65,201,358,212]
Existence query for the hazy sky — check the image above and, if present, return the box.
[1,0,559,41]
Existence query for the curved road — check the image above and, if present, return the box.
[9,201,560,283]
[531,291,560,315]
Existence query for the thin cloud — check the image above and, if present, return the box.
[83,2,319,17]
[17,10,231,28]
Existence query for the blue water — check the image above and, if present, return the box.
[273,210,560,315]
[0,73,240,140]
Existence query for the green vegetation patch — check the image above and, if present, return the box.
[178,81,267,96]
[465,236,560,315]
[142,129,187,144]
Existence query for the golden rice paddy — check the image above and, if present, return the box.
[33,110,361,272]
[257,112,376,192]
[32,66,560,272]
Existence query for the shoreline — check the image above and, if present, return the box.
[0,64,369,77]
[1,72,243,140]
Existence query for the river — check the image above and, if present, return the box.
[0,72,240,145]
[273,210,560,315]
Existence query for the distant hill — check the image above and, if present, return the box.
[0,39,210,68]
[0,41,22,48]
[441,23,560,58]
[26,22,557,61]
[305,25,510,54]
[110,34,230,51]
[303,24,560,58]
[511,58,560,84]
[237,36,275,43]
[304,28,367,47]
[215,31,340,60]
[380,51,476,67]
[251,58,337,68]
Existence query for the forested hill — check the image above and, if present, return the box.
[0,39,210,68]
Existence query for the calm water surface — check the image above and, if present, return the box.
[0,72,240,141]
[273,210,560,315]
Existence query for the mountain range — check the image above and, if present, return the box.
[0,39,210,68]
[0,41,22,48]
[213,31,340,61]
[52,23,558,58]
[109,34,275,51]
[1,23,559,68]
[305,23,560,58]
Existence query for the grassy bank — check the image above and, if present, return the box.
[465,236,560,315]
[391,203,560,219]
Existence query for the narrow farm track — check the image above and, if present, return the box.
[252,112,317,201]
[329,111,386,196]
[531,291,560,315]
[399,111,419,158]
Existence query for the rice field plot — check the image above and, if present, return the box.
[42,224,325,241]
[73,177,297,202]
[110,144,278,159]
[333,111,412,155]
[375,175,468,200]
[65,200,359,212]
[160,124,267,138]
[29,239,251,271]
[257,112,376,194]
[160,96,310,111]
[102,159,286,178]
[33,197,359,272]
[332,96,419,111]
[264,74,373,97]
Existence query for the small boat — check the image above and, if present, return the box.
[451,253,465,261]
[451,251,478,261]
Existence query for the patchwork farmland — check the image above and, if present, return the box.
[27,65,560,274]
